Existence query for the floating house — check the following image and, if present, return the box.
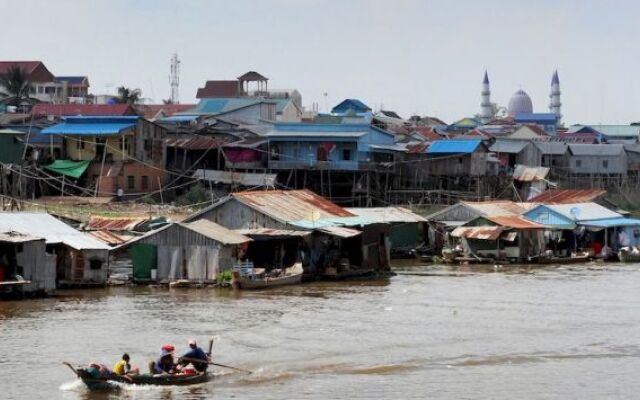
[489,139,542,171]
[186,190,391,277]
[123,220,251,283]
[0,231,56,297]
[0,213,110,286]
[566,144,627,176]
[346,207,427,254]
[451,215,545,261]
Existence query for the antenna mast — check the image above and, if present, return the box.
[170,53,180,104]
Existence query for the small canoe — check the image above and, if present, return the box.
[618,248,640,263]
[75,367,211,390]
[232,262,303,290]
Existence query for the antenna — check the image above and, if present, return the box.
[170,53,180,104]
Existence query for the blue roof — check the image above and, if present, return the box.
[514,113,557,123]
[331,99,371,114]
[41,116,138,136]
[580,217,640,228]
[190,98,264,114]
[159,115,199,123]
[427,139,482,154]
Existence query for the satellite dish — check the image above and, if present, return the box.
[309,209,321,222]
[569,207,580,220]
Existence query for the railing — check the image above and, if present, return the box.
[268,160,394,172]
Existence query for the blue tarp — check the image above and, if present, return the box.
[580,217,640,228]
[41,116,138,136]
[159,115,199,123]
[427,139,481,154]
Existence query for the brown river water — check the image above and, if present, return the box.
[1,261,640,399]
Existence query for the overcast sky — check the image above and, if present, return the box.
[2,0,638,125]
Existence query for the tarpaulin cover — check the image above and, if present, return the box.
[224,148,262,162]
[43,159,91,179]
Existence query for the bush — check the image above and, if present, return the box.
[175,183,208,206]
[217,270,232,284]
[141,194,156,205]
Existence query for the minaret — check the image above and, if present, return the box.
[480,70,492,124]
[549,70,562,126]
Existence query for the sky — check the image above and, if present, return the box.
[2,0,639,125]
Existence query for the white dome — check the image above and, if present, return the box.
[507,89,533,115]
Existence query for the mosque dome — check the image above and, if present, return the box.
[507,89,533,115]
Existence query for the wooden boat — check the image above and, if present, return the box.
[618,247,640,263]
[232,262,303,290]
[68,364,211,390]
[535,255,591,265]
[323,267,373,280]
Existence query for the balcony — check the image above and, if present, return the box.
[268,160,394,172]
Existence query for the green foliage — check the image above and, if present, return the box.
[175,183,208,206]
[217,270,232,284]
[0,66,31,100]
[141,194,156,205]
[116,86,142,104]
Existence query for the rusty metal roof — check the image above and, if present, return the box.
[86,215,149,231]
[235,228,310,237]
[87,230,136,245]
[461,201,529,216]
[233,190,354,224]
[512,165,550,182]
[528,189,607,204]
[316,226,362,238]
[485,215,544,229]
[184,220,251,245]
[451,226,504,240]
[165,135,229,150]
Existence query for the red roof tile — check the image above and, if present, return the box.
[31,104,136,117]
[0,61,54,82]
[133,104,196,120]
[414,127,442,141]
[237,71,268,81]
[196,81,241,98]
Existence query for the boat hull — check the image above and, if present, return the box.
[77,369,211,390]
[618,249,640,263]
[235,273,302,289]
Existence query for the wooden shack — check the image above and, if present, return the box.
[0,232,56,297]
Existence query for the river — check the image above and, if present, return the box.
[1,261,640,399]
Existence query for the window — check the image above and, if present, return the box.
[76,138,85,150]
[141,176,149,190]
[38,86,44,94]
[458,157,463,164]
[16,244,23,253]
[127,175,135,189]
[551,159,557,166]
[343,149,352,161]
[120,137,130,152]
[575,159,582,168]
[603,160,609,169]
[89,259,103,270]
[144,139,152,153]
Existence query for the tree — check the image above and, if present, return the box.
[0,66,32,101]
[162,98,173,104]
[116,86,142,104]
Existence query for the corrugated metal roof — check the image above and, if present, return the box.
[0,212,110,250]
[0,231,42,243]
[87,230,136,245]
[426,139,481,154]
[191,98,266,115]
[569,124,640,138]
[528,189,606,204]
[290,216,376,229]
[568,144,624,156]
[165,135,228,150]
[461,201,531,216]
[451,226,504,240]
[32,104,135,117]
[41,116,138,136]
[543,203,621,221]
[514,113,557,122]
[346,207,427,223]
[512,165,550,182]
[316,226,362,238]
[86,215,148,231]
[183,220,251,245]
[233,190,354,224]
[580,217,640,228]
[235,228,310,238]
[485,215,544,229]
[489,140,529,154]
[534,141,568,155]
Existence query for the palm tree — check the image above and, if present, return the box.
[0,66,32,101]
[116,86,142,104]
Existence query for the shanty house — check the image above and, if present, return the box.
[568,125,640,144]
[489,140,542,171]
[424,139,488,176]
[125,220,251,283]
[346,207,427,254]
[265,123,396,172]
[0,232,56,297]
[41,116,168,196]
[186,190,391,276]
[0,213,110,286]
[512,164,550,201]
[451,215,545,261]
[534,142,568,169]
[566,144,627,176]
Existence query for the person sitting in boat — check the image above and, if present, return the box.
[86,363,113,379]
[178,339,209,372]
[152,344,177,374]
[113,353,140,376]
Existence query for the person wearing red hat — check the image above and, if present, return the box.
[151,344,177,374]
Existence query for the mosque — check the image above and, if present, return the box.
[479,70,562,131]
